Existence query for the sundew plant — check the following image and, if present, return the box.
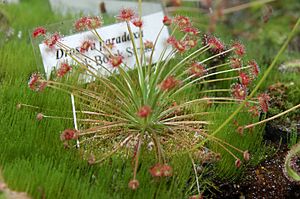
[25,2,300,195]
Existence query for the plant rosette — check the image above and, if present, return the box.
[26,4,300,194]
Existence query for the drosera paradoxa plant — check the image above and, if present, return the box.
[25,5,299,195]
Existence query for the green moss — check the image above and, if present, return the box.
[207,104,265,180]
[1,0,299,197]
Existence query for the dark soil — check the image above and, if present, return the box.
[213,145,300,199]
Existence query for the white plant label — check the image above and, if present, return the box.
[39,11,171,79]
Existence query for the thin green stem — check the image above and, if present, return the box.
[80,122,128,136]
[147,25,164,78]
[133,134,142,179]
[160,112,211,122]
[198,76,238,84]
[206,62,230,72]
[199,89,230,94]
[245,104,300,129]
[189,154,201,196]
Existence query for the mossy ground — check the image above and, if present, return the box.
[0,0,299,198]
